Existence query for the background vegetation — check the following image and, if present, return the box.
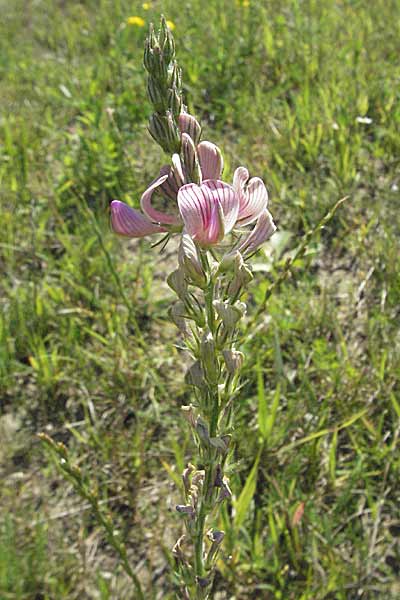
[1,0,399,598]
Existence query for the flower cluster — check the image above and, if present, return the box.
[111,113,275,252]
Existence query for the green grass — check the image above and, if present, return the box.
[1,0,400,598]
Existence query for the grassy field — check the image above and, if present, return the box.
[1,0,400,598]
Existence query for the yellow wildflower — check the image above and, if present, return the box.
[166,20,175,30]
[142,2,151,9]
[242,0,250,6]
[127,16,145,27]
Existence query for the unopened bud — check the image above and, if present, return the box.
[181,133,201,183]
[148,112,181,154]
[179,234,206,287]
[169,62,182,90]
[171,153,185,187]
[178,112,202,145]
[147,78,168,113]
[222,349,244,375]
[167,268,187,300]
[167,87,182,117]
[159,16,175,63]
[200,333,219,384]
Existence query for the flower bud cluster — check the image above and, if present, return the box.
[144,17,183,153]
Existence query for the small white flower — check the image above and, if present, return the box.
[356,116,373,125]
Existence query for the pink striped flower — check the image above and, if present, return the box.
[237,209,276,257]
[177,180,239,246]
[233,166,269,226]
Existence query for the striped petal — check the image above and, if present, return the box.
[178,112,202,145]
[158,164,180,200]
[110,201,166,237]
[197,142,223,180]
[238,209,276,256]
[177,180,238,246]
[202,180,238,235]
[233,167,269,226]
[141,173,181,226]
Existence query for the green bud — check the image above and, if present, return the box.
[169,62,182,90]
[147,78,168,113]
[167,87,182,117]
[160,17,175,63]
[148,112,181,154]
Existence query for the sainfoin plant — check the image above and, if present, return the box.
[40,17,345,600]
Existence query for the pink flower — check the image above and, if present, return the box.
[237,209,276,257]
[110,173,173,238]
[233,166,269,226]
[177,180,239,246]
[110,201,167,237]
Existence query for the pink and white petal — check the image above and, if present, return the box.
[206,200,225,245]
[158,164,179,200]
[197,142,223,180]
[238,209,276,255]
[110,201,165,237]
[178,112,202,145]
[177,183,209,243]
[172,153,186,187]
[237,177,269,226]
[202,180,239,234]
[233,166,249,197]
[140,173,181,225]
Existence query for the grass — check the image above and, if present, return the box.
[1,0,400,598]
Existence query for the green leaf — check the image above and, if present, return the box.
[234,448,262,529]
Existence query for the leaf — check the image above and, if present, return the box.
[234,448,262,529]
[265,385,281,439]
[257,362,267,439]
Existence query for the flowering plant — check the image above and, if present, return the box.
[40,16,345,600]
[109,18,276,598]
